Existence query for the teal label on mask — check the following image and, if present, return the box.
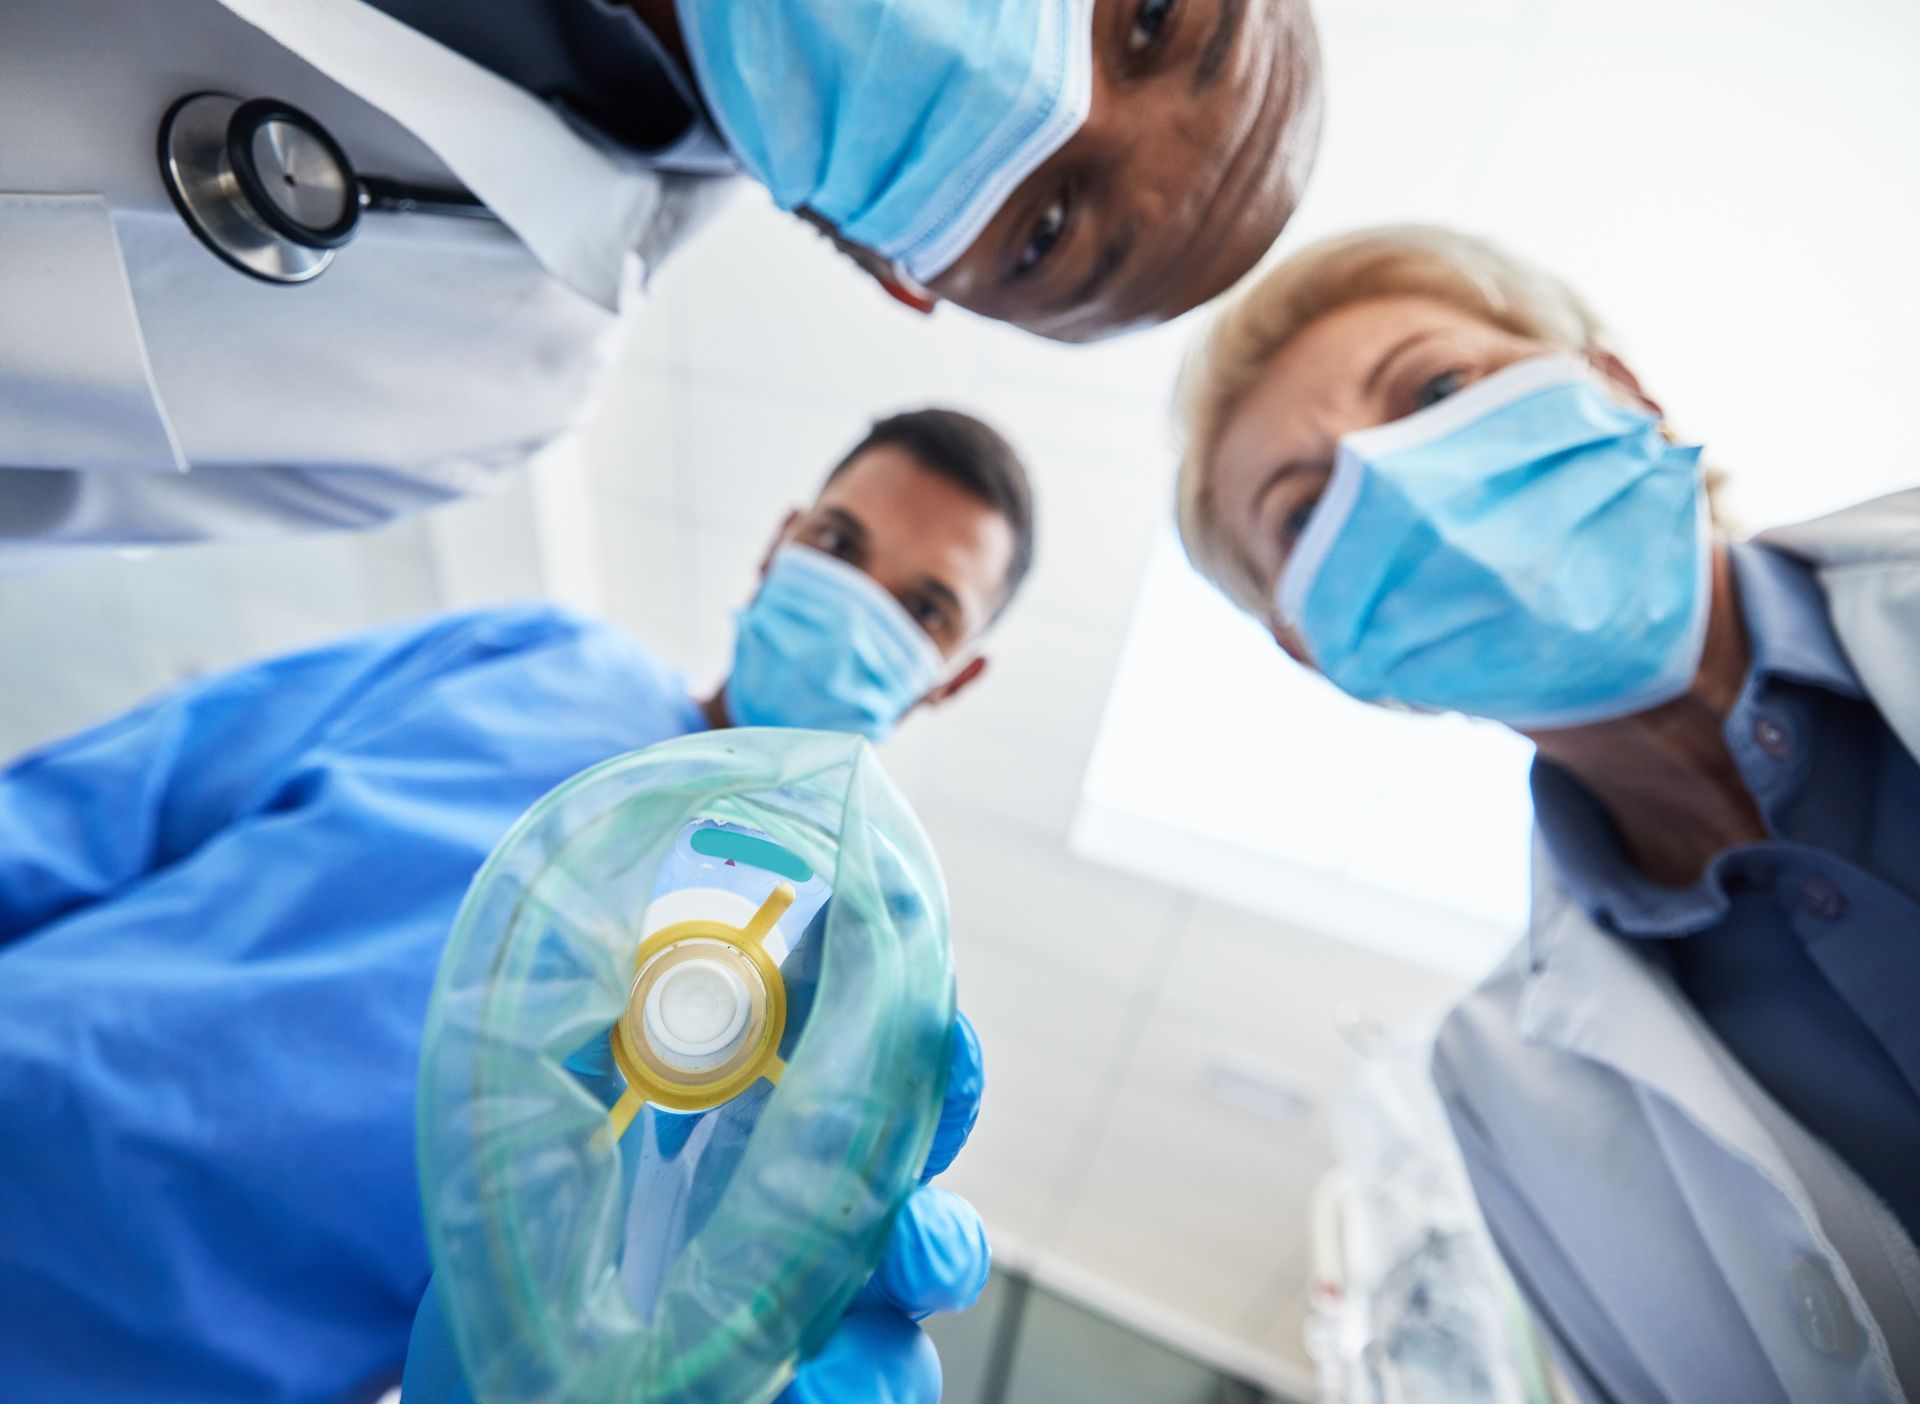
[690,825,814,884]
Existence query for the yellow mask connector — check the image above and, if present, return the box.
[605,883,794,1138]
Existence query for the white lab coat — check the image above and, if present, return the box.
[1434,490,1920,1403]
[0,0,730,564]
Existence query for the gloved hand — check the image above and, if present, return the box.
[777,1010,990,1404]
[402,1013,989,1404]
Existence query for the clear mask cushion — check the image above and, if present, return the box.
[417,728,955,1404]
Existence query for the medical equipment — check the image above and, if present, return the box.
[1278,353,1710,730]
[1310,1027,1559,1404]
[416,728,955,1404]
[158,92,495,284]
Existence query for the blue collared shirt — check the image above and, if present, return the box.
[1533,542,1920,1243]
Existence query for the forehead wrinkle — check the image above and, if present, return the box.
[1194,0,1247,92]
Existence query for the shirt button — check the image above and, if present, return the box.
[1798,874,1848,921]
[1752,715,1792,759]
[1791,1256,1863,1358]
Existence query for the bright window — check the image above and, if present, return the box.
[1072,535,1537,977]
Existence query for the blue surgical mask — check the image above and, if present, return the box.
[675,0,1095,284]
[726,545,945,741]
[1276,355,1711,730]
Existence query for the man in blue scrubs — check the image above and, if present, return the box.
[0,408,1033,1404]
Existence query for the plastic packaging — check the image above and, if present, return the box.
[1311,1024,1557,1404]
[416,729,955,1404]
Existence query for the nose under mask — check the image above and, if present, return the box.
[726,544,946,742]
[1275,353,1712,731]
[675,0,1096,284]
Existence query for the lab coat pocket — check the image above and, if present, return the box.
[0,192,186,474]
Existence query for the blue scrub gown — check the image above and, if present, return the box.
[0,606,708,1404]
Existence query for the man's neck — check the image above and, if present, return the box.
[700,687,732,732]
[625,0,691,71]
[1527,545,1770,888]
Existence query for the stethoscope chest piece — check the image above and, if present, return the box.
[159,92,360,285]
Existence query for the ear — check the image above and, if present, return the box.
[875,274,939,315]
[795,208,938,314]
[1586,346,1665,420]
[760,510,802,578]
[925,654,989,708]
[1270,621,1313,668]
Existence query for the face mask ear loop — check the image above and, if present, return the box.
[884,260,937,313]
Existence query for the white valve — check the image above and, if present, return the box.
[643,958,751,1066]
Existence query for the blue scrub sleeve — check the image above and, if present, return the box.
[404,1014,989,1404]
[0,608,571,942]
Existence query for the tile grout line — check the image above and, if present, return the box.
[1026,890,1199,1243]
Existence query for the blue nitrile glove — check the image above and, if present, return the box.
[777,1010,989,1404]
[401,1013,988,1404]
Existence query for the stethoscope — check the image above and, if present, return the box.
[158,91,498,285]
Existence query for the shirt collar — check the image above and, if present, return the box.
[1531,759,1729,936]
[1532,542,1857,936]
[1726,539,1864,700]
[587,6,734,176]
[675,686,712,736]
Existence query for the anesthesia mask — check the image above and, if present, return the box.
[416,729,955,1404]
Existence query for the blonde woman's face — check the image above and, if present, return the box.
[1207,294,1572,659]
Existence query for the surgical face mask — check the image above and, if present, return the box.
[675,0,1095,284]
[1276,354,1711,730]
[727,544,945,742]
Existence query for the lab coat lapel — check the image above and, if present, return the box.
[1758,488,1920,766]
[213,0,662,311]
[1515,837,1806,1195]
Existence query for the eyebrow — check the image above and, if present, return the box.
[1253,458,1320,517]
[1362,329,1442,399]
[815,505,869,546]
[1194,0,1246,92]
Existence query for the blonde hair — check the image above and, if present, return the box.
[1174,225,1610,619]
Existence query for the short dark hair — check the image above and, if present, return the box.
[826,408,1036,615]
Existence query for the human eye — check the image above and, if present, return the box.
[808,523,855,560]
[1258,471,1327,552]
[1128,0,1179,54]
[1415,368,1469,411]
[905,593,950,636]
[1015,195,1069,277]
